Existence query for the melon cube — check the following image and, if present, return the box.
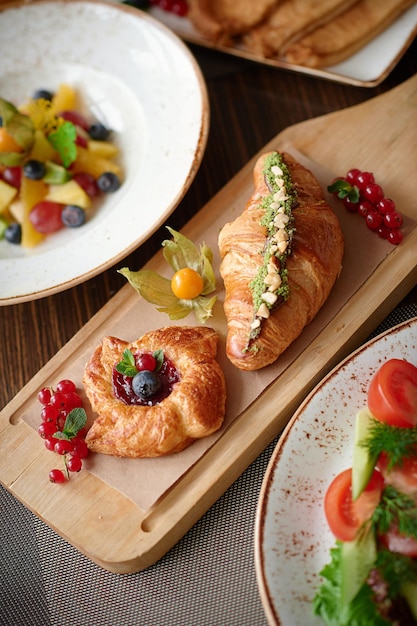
[30,129,57,162]
[0,180,18,213]
[87,140,119,159]
[51,84,77,114]
[9,199,24,223]
[20,177,48,247]
[45,179,92,209]
[72,146,122,179]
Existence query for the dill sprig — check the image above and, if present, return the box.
[375,547,417,596]
[361,417,417,469]
[372,485,417,539]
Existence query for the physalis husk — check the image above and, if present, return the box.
[118,227,217,324]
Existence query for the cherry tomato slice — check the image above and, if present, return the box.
[368,359,417,428]
[324,468,384,542]
[171,268,204,300]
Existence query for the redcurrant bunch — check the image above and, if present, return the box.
[328,168,404,245]
[37,379,89,483]
[149,0,188,16]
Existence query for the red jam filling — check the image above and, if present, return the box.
[112,353,180,406]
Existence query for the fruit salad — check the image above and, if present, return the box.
[313,359,417,624]
[0,84,122,247]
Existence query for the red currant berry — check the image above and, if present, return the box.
[71,438,89,459]
[44,437,57,452]
[67,391,83,409]
[377,197,396,214]
[159,0,174,9]
[346,168,361,185]
[358,200,373,218]
[50,391,68,410]
[376,224,389,239]
[67,456,83,473]
[343,196,358,212]
[171,0,188,15]
[57,415,67,431]
[56,379,76,394]
[364,183,384,204]
[54,439,73,455]
[137,353,157,372]
[356,171,375,190]
[383,211,403,229]
[365,210,383,231]
[387,229,403,245]
[38,422,58,439]
[41,404,60,423]
[38,387,52,405]
[49,469,67,484]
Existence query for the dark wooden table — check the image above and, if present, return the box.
[1,37,416,411]
[1,19,417,626]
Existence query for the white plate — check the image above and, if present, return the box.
[147,3,417,87]
[0,0,208,304]
[255,316,417,626]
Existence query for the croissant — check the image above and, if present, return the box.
[83,326,226,458]
[218,151,344,371]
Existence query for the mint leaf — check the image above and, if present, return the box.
[116,349,138,377]
[152,349,164,373]
[53,407,87,440]
[64,408,87,438]
[328,178,360,203]
[48,120,77,168]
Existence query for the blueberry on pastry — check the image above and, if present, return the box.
[83,326,226,458]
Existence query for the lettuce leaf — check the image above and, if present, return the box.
[313,542,392,626]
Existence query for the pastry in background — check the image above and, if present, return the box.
[284,0,416,67]
[243,0,357,60]
[187,0,278,44]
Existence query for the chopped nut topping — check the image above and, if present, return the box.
[256,303,270,319]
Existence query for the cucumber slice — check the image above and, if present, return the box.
[341,528,377,608]
[402,582,417,619]
[352,408,379,500]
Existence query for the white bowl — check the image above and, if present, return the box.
[0,0,209,304]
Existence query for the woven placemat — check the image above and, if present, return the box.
[1,304,416,626]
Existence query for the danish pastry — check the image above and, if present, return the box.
[218,151,344,371]
[83,326,226,458]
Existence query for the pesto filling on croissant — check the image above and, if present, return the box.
[247,151,297,347]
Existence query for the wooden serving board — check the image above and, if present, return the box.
[1,77,417,574]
